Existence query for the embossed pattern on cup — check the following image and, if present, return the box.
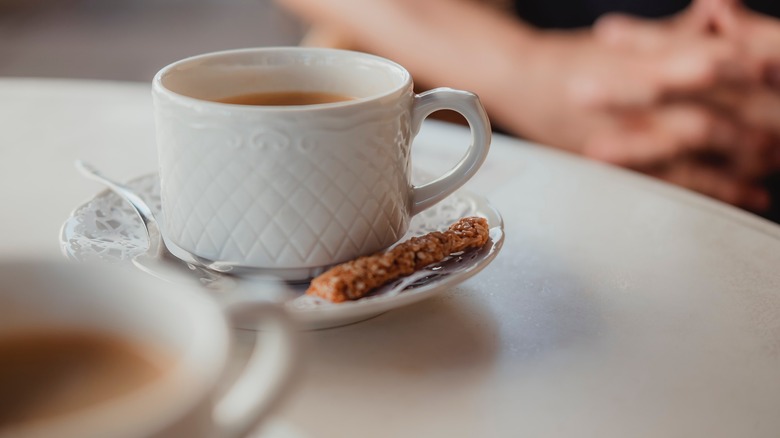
[153,48,490,272]
[154,93,412,268]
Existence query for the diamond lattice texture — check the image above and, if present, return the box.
[155,96,413,268]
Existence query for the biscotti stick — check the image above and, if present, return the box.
[306,216,489,302]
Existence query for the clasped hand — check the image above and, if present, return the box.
[524,0,780,211]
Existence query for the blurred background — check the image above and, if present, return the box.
[0,0,305,81]
[3,0,778,222]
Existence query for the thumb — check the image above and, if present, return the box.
[679,0,742,33]
[712,0,744,35]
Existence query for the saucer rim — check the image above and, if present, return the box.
[60,172,505,327]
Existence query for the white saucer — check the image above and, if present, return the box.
[61,173,504,330]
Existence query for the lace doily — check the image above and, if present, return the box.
[62,173,484,263]
[61,172,504,329]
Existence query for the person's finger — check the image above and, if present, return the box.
[593,2,741,48]
[730,130,777,178]
[594,1,720,48]
[646,159,770,211]
[583,104,743,165]
[300,26,359,50]
[685,0,742,33]
[569,39,756,109]
[710,3,780,86]
[773,143,780,168]
[707,0,750,35]
[701,85,780,136]
[738,132,778,178]
[736,91,780,135]
[694,131,778,180]
[594,14,673,50]
[767,63,780,88]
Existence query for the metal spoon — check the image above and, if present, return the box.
[74,160,229,285]
[75,161,161,253]
[75,161,293,307]
[76,161,291,274]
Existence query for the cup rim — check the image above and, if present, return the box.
[152,46,413,112]
[0,258,231,438]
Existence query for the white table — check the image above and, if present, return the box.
[3,78,780,438]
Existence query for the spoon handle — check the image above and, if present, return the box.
[74,160,162,256]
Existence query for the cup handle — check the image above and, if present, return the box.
[213,302,296,438]
[410,88,491,216]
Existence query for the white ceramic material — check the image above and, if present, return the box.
[0,259,296,438]
[152,47,491,274]
[60,174,504,330]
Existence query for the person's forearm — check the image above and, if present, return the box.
[277,0,543,135]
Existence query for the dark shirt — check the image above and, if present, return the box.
[513,0,780,29]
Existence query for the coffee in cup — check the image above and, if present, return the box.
[0,331,167,427]
[0,259,295,438]
[212,91,354,106]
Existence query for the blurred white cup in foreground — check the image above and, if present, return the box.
[0,258,296,438]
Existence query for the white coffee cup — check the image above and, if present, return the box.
[152,47,491,279]
[0,258,296,438]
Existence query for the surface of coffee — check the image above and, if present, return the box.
[0,331,166,427]
[214,91,354,106]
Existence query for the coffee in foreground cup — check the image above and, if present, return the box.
[0,259,295,438]
[0,331,166,427]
